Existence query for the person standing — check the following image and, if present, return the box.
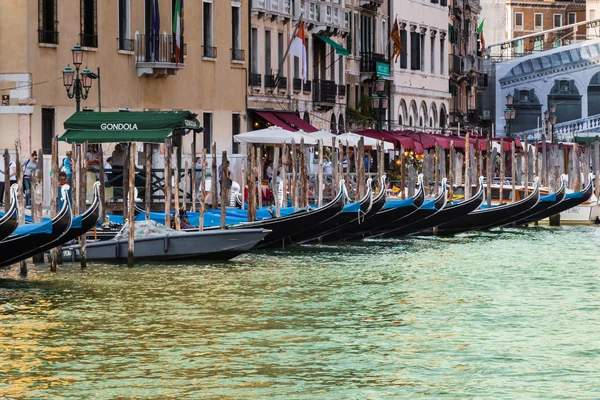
[111,143,126,167]
[22,151,38,209]
[104,157,113,183]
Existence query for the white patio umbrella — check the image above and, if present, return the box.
[340,132,395,150]
[233,126,318,145]
[306,130,341,146]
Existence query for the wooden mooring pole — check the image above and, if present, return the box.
[317,140,323,207]
[211,142,218,210]
[127,142,136,267]
[50,137,59,271]
[199,148,207,230]
[247,145,256,222]
[15,141,26,276]
[220,151,228,228]
[174,151,181,231]
[145,143,152,219]
[164,139,172,228]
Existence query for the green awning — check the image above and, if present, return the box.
[59,110,201,144]
[315,35,349,56]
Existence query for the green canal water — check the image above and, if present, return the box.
[1,226,599,399]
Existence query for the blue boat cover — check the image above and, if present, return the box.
[12,218,53,236]
[565,190,584,200]
[539,192,557,203]
[342,201,361,213]
[421,199,436,210]
[382,197,414,210]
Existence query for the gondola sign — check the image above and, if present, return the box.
[1,95,9,106]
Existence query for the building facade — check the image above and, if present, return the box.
[0,0,249,157]
[389,0,450,131]
[448,0,485,129]
[492,38,600,138]
[506,0,586,53]
[248,0,349,133]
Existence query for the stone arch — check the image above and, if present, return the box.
[439,103,447,128]
[409,100,418,128]
[398,99,408,127]
[419,101,428,128]
[338,113,345,133]
[429,102,438,128]
[303,111,311,124]
[330,113,337,133]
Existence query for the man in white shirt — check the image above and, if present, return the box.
[104,157,113,183]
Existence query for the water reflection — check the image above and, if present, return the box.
[1,226,600,398]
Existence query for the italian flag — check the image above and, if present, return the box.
[477,19,485,54]
[173,0,183,66]
[289,20,307,82]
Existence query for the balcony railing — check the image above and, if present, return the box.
[80,33,98,48]
[250,73,262,87]
[203,46,217,58]
[337,84,346,97]
[303,80,312,93]
[134,34,186,77]
[232,48,245,61]
[38,29,59,45]
[360,52,388,73]
[118,38,134,52]
[265,75,276,89]
[313,79,336,103]
[293,78,302,91]
[277,76,288,90]
[253,0,291,16]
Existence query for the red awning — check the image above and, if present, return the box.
[255,111,295,131]
[274,112,318,132]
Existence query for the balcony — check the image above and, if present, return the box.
[118,38,134,52]
[360,52,388,74]
[337,84,346,97]
[293,78,302,91]
[203,45,217,59]
[232,48,245,61]
[250,73,262,87]
[313,79,336,104]
[450,54,461,74]
[277,76,288,90]
[303,80,312,93]
[252,0,292,20]
[359,0,384,11]
[265,74,276,90]
[294,0,348,34]
[135,33,185,77]
[38,29,59,45]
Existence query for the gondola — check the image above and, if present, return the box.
[377,178,449,238]
[0,185,19,242]
[499,175,566,227]
[318,175,388,242]
[296,177,377,243]
[0,185,72,268]
[404,176,485,236]
[344,174,425,240]
[435,177,540,235]
[197,181,346,248]
[517,173,594,224]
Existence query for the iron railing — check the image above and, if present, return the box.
[293,78,302,91]
[313,79,336,103]
[359,51,388,73]
[80,33,98,48]
[250,73,262,87]
[265,74,276,89]
[38,29,58,44]
[231,48,245,61]
[135,34,184,63]
[303,80,312,92]
[277,76,288,89]
[118,38,134,52]
[203,45,217,58]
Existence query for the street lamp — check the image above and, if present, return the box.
[543,108,558,144]
[62,43,94,112]
[371,78,388,132]
[504,107,516,137]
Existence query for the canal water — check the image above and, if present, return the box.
[1,226,599,398]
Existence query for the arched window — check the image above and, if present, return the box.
[330,114,337,133]
[303,111,311,123]
[398,114,403,126]
[338,114,345,133]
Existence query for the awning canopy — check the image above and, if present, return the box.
[59,111,201,144]
[252,110,318,133]
[233,126,318,145]
[315,35,349,56]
